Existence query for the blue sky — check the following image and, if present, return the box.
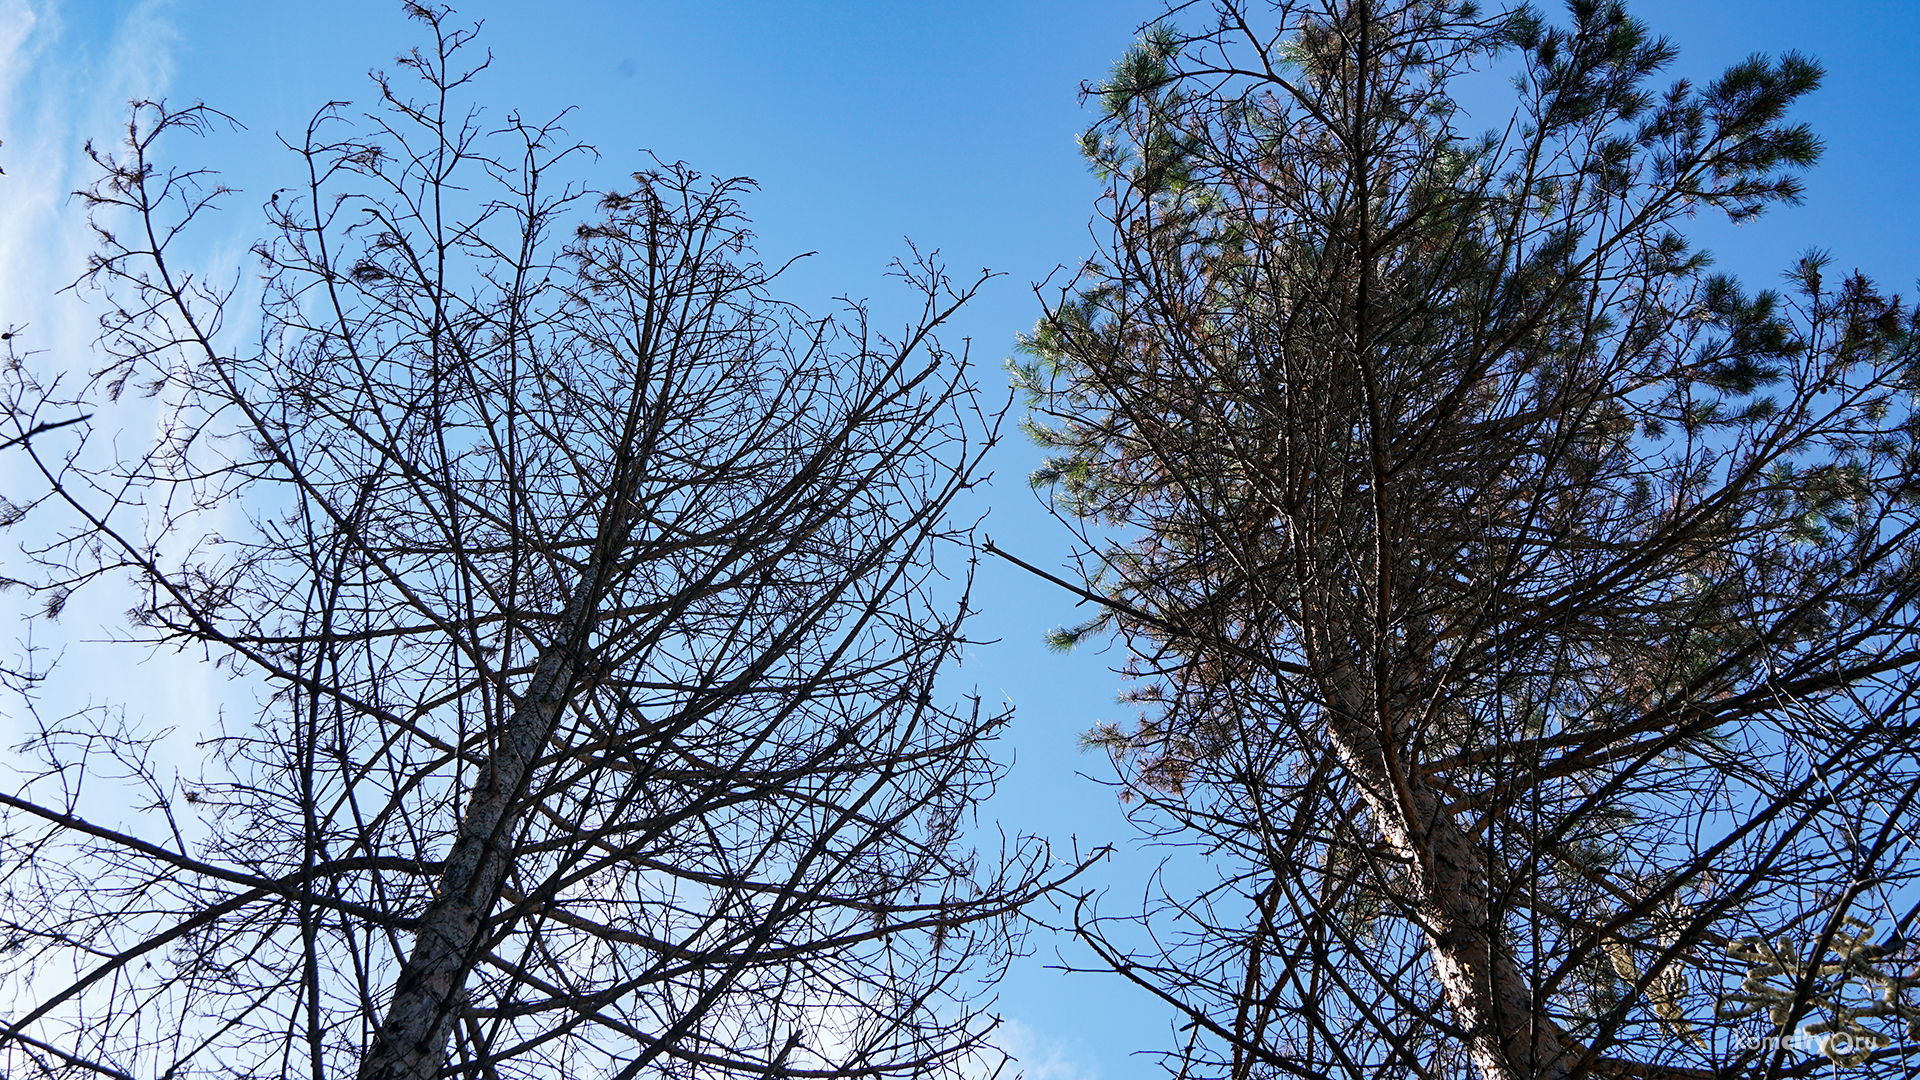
[1,2,1916,1078]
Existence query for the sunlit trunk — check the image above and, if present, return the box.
[1319,666,1578,1080]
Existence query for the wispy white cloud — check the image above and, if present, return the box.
[0,1,235,801]
[0,0,178,341]
[994,1017,1101,1080]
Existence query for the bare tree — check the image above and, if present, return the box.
[0,9,1067,1080]
[1012,1,1920,1078]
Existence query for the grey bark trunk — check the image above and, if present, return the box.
[1320,668,1579,1080]
[1317,670,1717,1080]
[356,578,600,1080]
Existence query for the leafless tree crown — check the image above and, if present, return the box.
[0,9,1069,1080]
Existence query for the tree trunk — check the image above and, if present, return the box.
[357,574,602,1080]
[1320,662,1578,1080]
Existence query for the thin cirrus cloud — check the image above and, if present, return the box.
[0,0,243,829]
[1,0,178,320]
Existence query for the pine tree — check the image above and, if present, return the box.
[1015,2,1920,1077]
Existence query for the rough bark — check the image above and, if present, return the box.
[357,570,602,1080]
[1319,681,1578,1080]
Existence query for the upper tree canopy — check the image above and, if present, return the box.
[1017,1,1920,1077]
